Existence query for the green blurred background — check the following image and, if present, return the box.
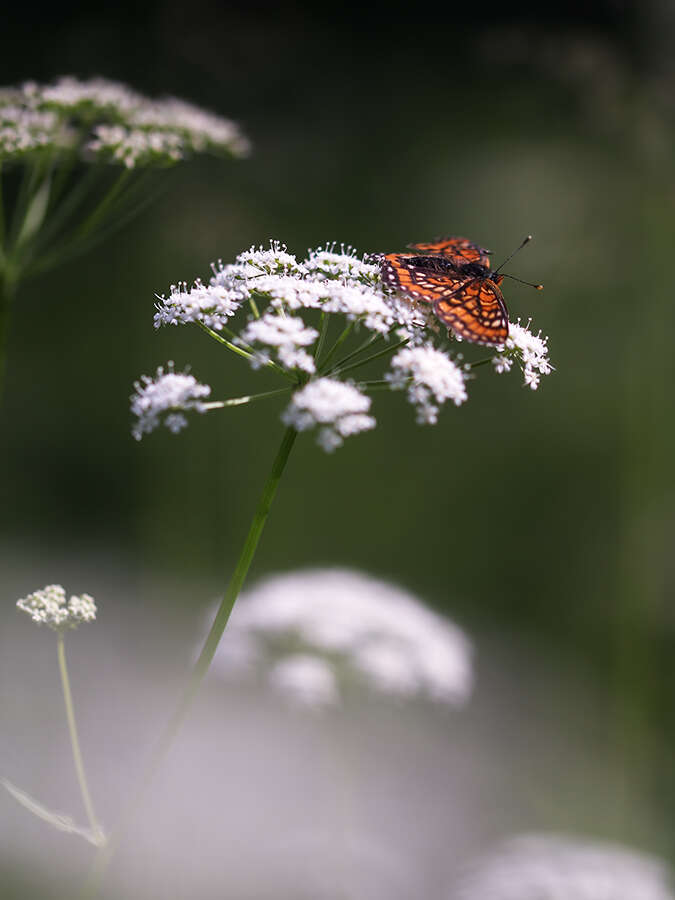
[1,0,674,892]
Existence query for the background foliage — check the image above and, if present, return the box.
[1,0,674,893]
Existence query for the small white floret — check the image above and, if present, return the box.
[130,361,211,440]
[17,584,97,631]
[386,344,468,424]
[282,379,376,451]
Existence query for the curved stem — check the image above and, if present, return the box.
[333,337,409,378]
[201,386,292,410]
[318,320,353,372]
[83,425,299,897]
[57,633,103,843]
[325,332,380,375]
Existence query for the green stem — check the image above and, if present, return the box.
[74,168,133,241]
[83,425,299,897]
[202,386,292,410]
[197,322,297,382]
[326,332,381,374]
[333,337,409,378]
[314,312,330,362]
[468,356,493,369]
[318,320,353,372]
[57,633,103,843]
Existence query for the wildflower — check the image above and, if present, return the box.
[453,833,675,900]
[269,655,339,709]
[281,379,376,451]
[0,76,248,165]
[142,240,553,449]
[130,362,211,440]
[153,280,245,331]
[17,585,96,631]
[494,319,553,390]
[386,344,468,424]
[240,312,319,373]
[209,568,473,708]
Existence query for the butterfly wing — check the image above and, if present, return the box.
[381,253,468,304]
[407,236,491,268]
[434,278,509,346]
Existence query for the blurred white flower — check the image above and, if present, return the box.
[453,833,675,900]
[240,312,319,373]
[0,101,72,157]
[269,655,339,709]
[386,344,468,424]
[210,568,473,708]
[87,124,184,168]
[281,379,376,451]
[130,362,211,440]
[16,584,96,631]
[0,76,248,164]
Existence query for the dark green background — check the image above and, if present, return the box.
[1,0,674,891]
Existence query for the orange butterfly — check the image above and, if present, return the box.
[381,235,541,347]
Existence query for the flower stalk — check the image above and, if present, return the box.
[57,632,103,845]
[84,424,298,895]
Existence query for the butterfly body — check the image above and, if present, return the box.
[381,236,510,347]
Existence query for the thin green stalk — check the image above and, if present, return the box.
[57,633,103,844]
[314,312,330,362]
[317,320,353,372]
[202,386,292,410]
[73,168,132,241]
[468,356,493,369]
[197,322,298,383]
[8,157,44,248]
[33,164,105,251]
[357,378,399,391]
[325,331,381,375]
[333,337,409,378]
[83,425,299,897]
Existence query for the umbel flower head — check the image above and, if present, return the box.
[452,833,675,900]
[206,568,473,710]
[0,76,249,166]
[17,584,97,631]
[137,241,553,450]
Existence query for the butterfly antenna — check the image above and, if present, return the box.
[492,234,534,276]
[499,273,544,290]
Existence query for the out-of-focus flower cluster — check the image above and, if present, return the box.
[17,584,97,631]
[453,833,675,900]
[138,241,553,450]
[0,76,249,166]
[130,361,211,440]
[207,568,473,710]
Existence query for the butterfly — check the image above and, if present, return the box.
[381,235,541,347]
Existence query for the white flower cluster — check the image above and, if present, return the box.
[453,834,675,900]
[0,99,71,158]
[240,313,319,373]
[281,379,376,451]
[492,319,553,390]
[142,241,553,449]
[130,362,211,440]
[17,584,97,631]
[0,76,248,165]
[209,568,473,710]
[386,344,468,424]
